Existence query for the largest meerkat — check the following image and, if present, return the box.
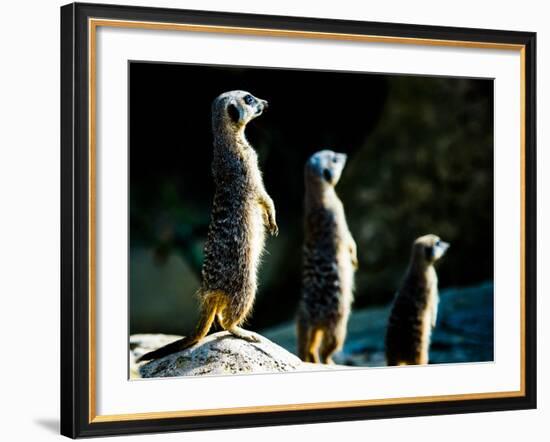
[385,234,449,366]
[138,90,277,362]
[297,150,358,364]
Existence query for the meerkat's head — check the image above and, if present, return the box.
[212,90,268,131]
[412,234,450,266]
[305,150,348,188]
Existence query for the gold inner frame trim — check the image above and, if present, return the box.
[88,18,527,423]
[91,390,524,423]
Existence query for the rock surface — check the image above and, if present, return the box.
[130,333,183,379]
[131,331,346,379]
[131,282,493,378]
[261,281,494,367]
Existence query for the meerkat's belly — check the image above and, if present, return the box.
[337,242,355,301]
[201,189,264,296]
[420,288,438,347]
[301,242,352,325]
[246,201,267,279]
[420,308,433,344]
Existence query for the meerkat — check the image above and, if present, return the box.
[137,90,278,362]
[385,234,450,366]
[296,150,358,365]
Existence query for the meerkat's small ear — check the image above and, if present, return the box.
[323,168,333,182]
[424,245,435,261]
[227,102,240,124]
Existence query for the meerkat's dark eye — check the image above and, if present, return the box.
[244,95,255,105]
[435,239,441,247]
[332,157,338,163]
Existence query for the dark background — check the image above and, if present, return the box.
[129,61,494,338]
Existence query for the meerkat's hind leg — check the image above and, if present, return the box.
[386,349,408,367]
[297,319,314,362]
[218,299,260,343]
[319,329,339,365]
[190,290,222,342]
[298,325,322,363]
[417,348,429,365]
[136,291,220,362]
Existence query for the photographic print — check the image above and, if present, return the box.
[128,62,494,379]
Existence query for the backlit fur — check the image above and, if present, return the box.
[138,90,277,362]
[297,150,358,364]
[385,234,450,366]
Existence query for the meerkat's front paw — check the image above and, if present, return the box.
[264,208,278,236]
[269,218,279,236]
[349,240,358,269]
[260,196,278,236]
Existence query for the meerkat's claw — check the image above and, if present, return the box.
[244,333,261,343]
[228,326,261,342]
[261,208,278,236]
[267,210,278,236]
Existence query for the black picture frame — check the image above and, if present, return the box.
[61,2,536,438]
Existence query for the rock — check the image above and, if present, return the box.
[130,333,184,379]
[132,331,347,378]
[131,282,494,377]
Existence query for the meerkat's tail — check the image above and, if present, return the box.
[136,292,220,363]
[136,336,193,363]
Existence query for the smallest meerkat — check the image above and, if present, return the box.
[385,234,449,366]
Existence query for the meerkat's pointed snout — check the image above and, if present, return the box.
[254,99,268,116]
[426,236,450,262]
[437,240,450,258]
